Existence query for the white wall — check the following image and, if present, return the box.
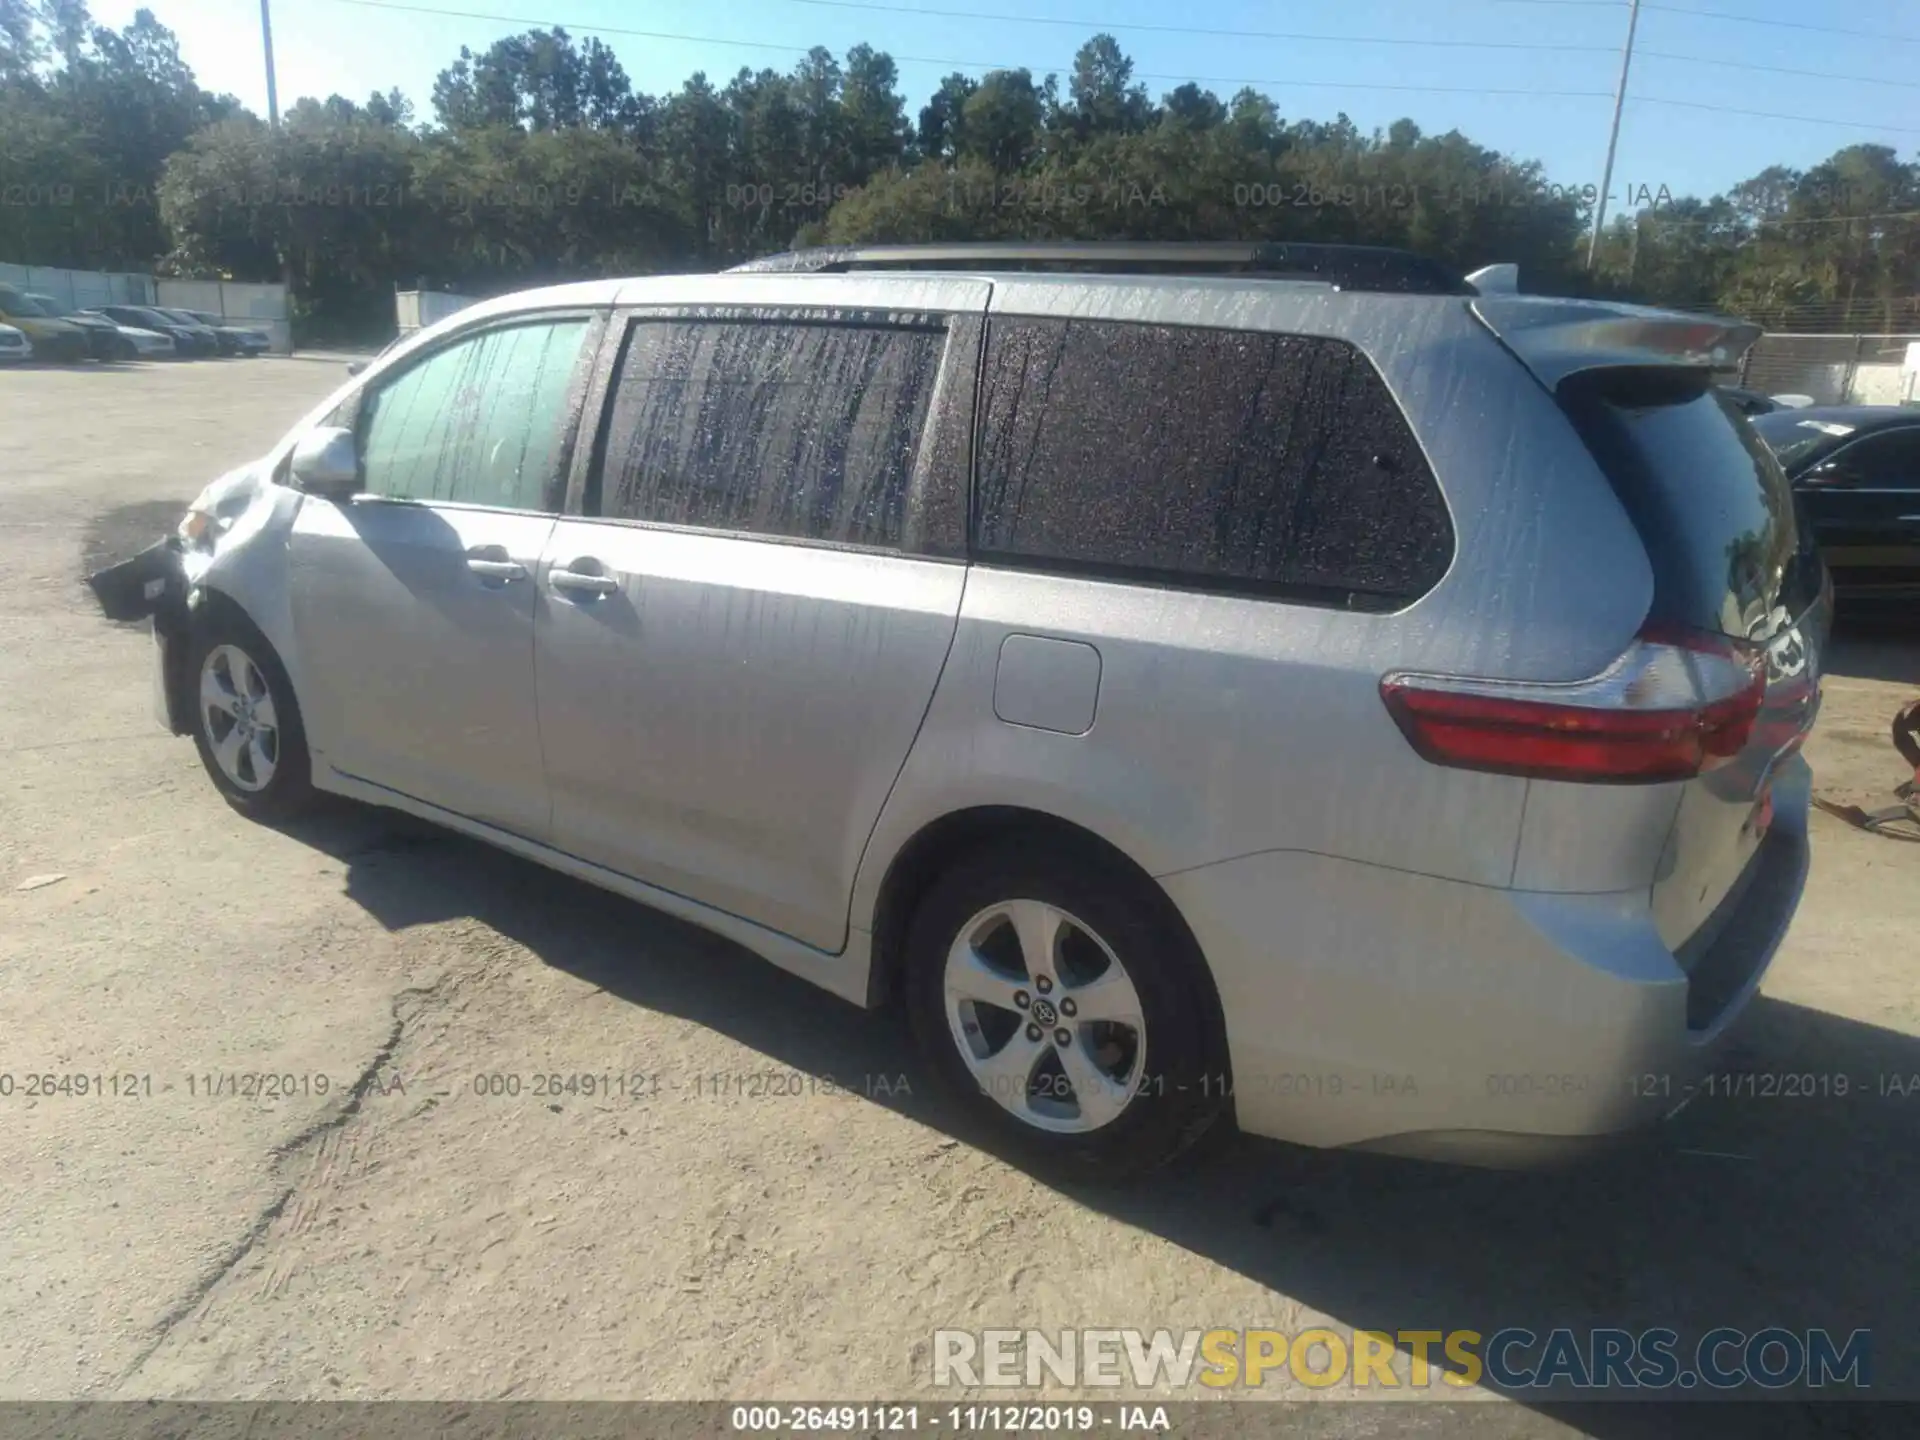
[396,289,477,334]
[1847,362,1918,406]
[155,279,292,355]
[0,263,152,310]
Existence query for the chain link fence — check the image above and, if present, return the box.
[1737,333,1920,406]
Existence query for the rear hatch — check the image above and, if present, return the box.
[1475,297,1822,963]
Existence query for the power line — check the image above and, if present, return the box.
[1633,93,1920,137]
[322,0,1920,139]
[777,0,1617,53]
[1638,49,1920,93]
[326,0,1615,98]
[1501,0,1920,42]
[1641,3,1920,46]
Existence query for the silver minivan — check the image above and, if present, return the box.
[94,244,1825,1173]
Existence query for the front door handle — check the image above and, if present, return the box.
[465,556,527,581]
[550,565,620,598]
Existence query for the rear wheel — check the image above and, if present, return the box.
[186,610,315,820]
[904,841,1225,1176]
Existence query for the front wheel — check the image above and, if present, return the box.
[186,610,315,819]
[904,842,1226,1176]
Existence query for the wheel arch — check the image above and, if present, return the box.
[863,805,1233,1091]
[168,585,292,733]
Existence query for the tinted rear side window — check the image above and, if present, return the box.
[598,317,944,548]
[1562,374,1805,637]
[972,318,1453,607]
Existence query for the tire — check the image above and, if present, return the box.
[904,839,1226,1177]
[185,607,315,820]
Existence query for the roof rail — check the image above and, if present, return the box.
[725,242,1476,295]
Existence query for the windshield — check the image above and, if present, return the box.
[1,290,51,316]
[25,294,71,317]
[1750,411,1855,471]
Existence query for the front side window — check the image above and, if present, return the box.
[972,317,1454,606]
[597,316,945,548]
[1832,428,1920,489]
[358,318,589,510]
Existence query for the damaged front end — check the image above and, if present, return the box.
[85,465,269,735]
[87,534,195,734]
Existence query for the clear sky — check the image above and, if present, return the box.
[93,0,1920,203]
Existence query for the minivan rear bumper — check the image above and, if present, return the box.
[1160,757,1810,1166]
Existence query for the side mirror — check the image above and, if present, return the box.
[346,360,366,376]
[289,426,360,499]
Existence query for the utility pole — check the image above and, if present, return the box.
[261,0,291,355]
[1586,0,1642,272]
[260,0,280,127]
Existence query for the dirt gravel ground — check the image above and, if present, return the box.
[2,361,1917,1433]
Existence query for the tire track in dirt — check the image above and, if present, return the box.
[109,969,462,1387]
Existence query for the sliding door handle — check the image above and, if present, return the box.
[550,567,620,598]
[465,557,527,581]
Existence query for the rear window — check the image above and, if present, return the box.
[1562,373,1807,637]
[972,317,1454,608]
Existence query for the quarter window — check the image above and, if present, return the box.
[972,317,1453,606]
[358,319,589,510]
[597,317,945,548]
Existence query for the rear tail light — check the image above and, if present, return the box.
[1381,624,1767,784]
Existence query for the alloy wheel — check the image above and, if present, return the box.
[942,898,1148,1134]
[199,643,280,792]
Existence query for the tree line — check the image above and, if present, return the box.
[2,2,1915,342]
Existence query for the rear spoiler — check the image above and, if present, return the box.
[1472,294,1762,392]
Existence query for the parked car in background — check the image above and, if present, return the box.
[149,308,226,356]
[1752,404,1920,609]
[0,323,31,363]
[92,305,217,357]
[24,293,126,361]
[74,310,178,359]
[89,243,1826,1174]
[106,322,178,360]
[1719,385,1782,417]
[0,284,91,362]
[181,310,272,356]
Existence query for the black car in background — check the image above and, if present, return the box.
[93,305,218,357]
[180,310,272,355]
[1753,405,1920,610]
[146,308,225,355]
